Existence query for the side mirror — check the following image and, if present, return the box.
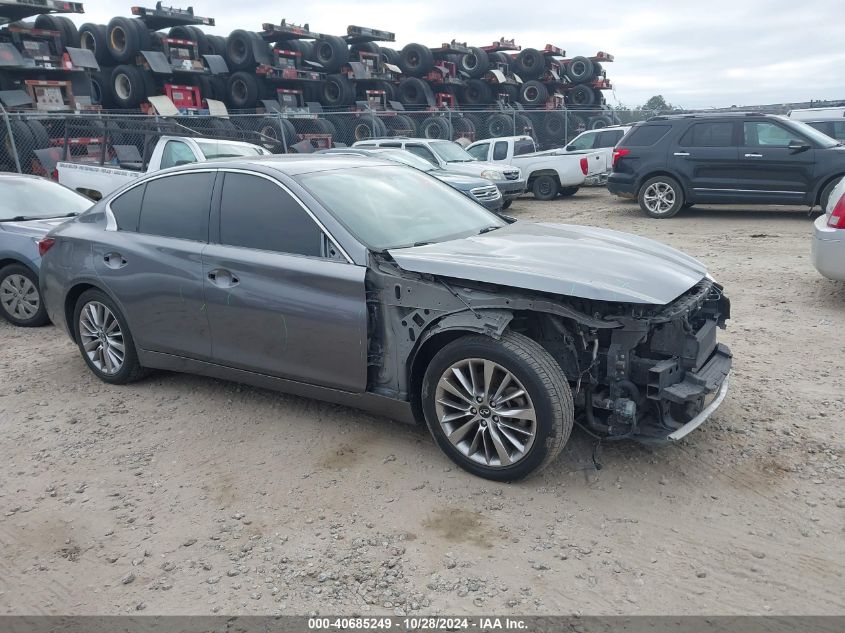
[565,145,576,152]
[788,139,811,152]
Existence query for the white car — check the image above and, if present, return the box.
[465,135,604,200]
[812,175,845,281]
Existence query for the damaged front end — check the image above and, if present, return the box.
[367,254,731,443]
[571,278,732,442]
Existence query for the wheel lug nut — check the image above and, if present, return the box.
[470,408,477,414]
[493,416,499,422]
[476,396,483,403]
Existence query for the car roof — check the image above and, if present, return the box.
[355,137,452,144]
[160,153,398,177]
[645,111,772,122]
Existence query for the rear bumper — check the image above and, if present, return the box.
[811,214,845,281]
[607,173,636,198]
[496,178,527,200]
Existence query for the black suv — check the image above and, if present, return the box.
[607,112,845,218]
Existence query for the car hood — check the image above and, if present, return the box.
[0,216,70,237]
[431,170,491,189]
[388,222,708,305]
[442,161,520,179]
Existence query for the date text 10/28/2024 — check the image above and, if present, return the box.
[308,617,529,630]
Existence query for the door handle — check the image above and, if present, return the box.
[103,252,127,269]
[207,269,239,288]
[744,153,763,158]
[673,152,690,156]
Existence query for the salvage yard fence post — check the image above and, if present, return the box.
[1,105,22,174]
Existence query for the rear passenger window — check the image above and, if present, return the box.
[680,122,734,147]
[219,173,323,257]
[597,130,624,147]
[138,173,213,242]
[493,141,508,160]
[110,183,145,232]
[622,124,671,146]
[513,139,535,156]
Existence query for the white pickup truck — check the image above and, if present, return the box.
[563,126,632,182]
[465,135,605,200]
[58,136,270,200]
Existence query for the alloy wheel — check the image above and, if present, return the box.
[434,358,537,468]
[643,182,676,215]
[78,301,125,375]
[0,274,39,321]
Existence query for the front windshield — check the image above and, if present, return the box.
[781,118,840,148]
[0,177,92,221]
[377,150,435,172]
[297,165,505,251]
[196,141,267,160]
[429,141,477,163]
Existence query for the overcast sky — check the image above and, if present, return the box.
[75,0,842,110]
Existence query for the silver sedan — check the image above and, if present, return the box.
[812,176,845,281]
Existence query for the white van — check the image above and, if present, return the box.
[787,107,845,142]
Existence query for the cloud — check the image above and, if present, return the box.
[74,0,843,109]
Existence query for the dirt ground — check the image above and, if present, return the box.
[0,188,843,616]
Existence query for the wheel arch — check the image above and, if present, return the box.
[63,281,124,343]
[814,173,845,206]
[406,309,514,424]
[0,257,38,276]
[636,169,689,198]
[527,168,560,184]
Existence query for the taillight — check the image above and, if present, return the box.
[829,195,845,228]
[37,237,56,257]
[612,148,631,169]
[579,157,588,175]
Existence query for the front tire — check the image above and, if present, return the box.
[0,264,49,327]
[73,289,146,384]
[421,331,573,481]
[638,175,684,218]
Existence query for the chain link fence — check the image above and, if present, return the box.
[0,107,655,176]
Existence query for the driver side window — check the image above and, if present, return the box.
[466,143,489,161]
[743,122,795,147]
[160,141,197,169]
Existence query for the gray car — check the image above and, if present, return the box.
[318,147,504,212]
[812,175,845,280]
[0,174,92,326]
[40,156,732,481]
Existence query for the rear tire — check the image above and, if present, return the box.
[421,331,573,481]
[73,289,147,385]
[638,175,684,218]
[0,264,49,327]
